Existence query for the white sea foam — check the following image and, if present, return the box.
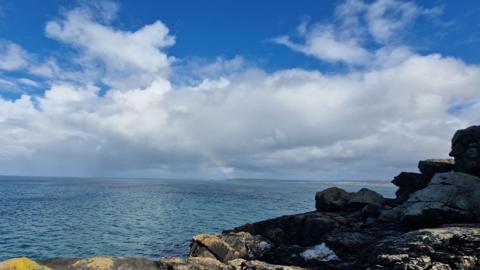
[301,243,338,261]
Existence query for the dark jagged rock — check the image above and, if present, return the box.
[391,172,430,203]
[315,187,351,212]
[450,125,480,176]
[418,159,455,178]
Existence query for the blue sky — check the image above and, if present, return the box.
[0,0,479,179]
[2,0,480,74]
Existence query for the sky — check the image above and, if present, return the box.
[0,0,479,180]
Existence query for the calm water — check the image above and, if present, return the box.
[0,176,395,261]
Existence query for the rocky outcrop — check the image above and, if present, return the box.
[450,125,480,176]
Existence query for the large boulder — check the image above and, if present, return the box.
[398,172,480,226]
[347,188,385,209]
[450,125,480,176]
[365,224,480,269]
[189,232,272,263]
[391,172,430,203]
[418,159,454,178]
[0,258,50,270]
[315,187,351,211]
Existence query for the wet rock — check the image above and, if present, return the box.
[315,187,351,212]
[347,188,385,209]
[365,224,480,269]
[398,172,480,226]
[450,125,480,176]
[189,232,271,263]
[0,258,51,270]
[391,172,430,203]
[418,159,454,178]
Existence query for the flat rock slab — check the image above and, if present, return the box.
[398,172,480,226]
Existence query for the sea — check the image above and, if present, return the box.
[0,176,396,261]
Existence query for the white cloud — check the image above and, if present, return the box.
[1,52,479,179]
[274,26,371,65]
[274,0,441,66]
[0,41,30,71]
[0,0,478,180]
[45,5,175,89]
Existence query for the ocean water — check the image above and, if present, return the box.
[0,176,395,261]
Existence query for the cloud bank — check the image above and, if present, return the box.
[0,0,479,180]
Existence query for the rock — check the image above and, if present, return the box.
[398,172,480,226]
[450,125,480,176]
[347,188,385,209]
[315,187,351,212]
[0,258,50,270]
[190,232,271,263]
[418,159,455,178]
[377,208,401,223]
[42,257,160,270]
[229,259,304,270]
[231,211,344,247]
[364,224,480,269]
[324,232,376,256]
[361,204,380,218]
[391,172,430,203]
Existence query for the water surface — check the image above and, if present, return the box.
[0,176,395,261]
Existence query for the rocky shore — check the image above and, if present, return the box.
[2,126,480,269]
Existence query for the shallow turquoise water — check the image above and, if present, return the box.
[0,176,395,261]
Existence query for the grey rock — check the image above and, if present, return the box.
[398,172,480,226]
